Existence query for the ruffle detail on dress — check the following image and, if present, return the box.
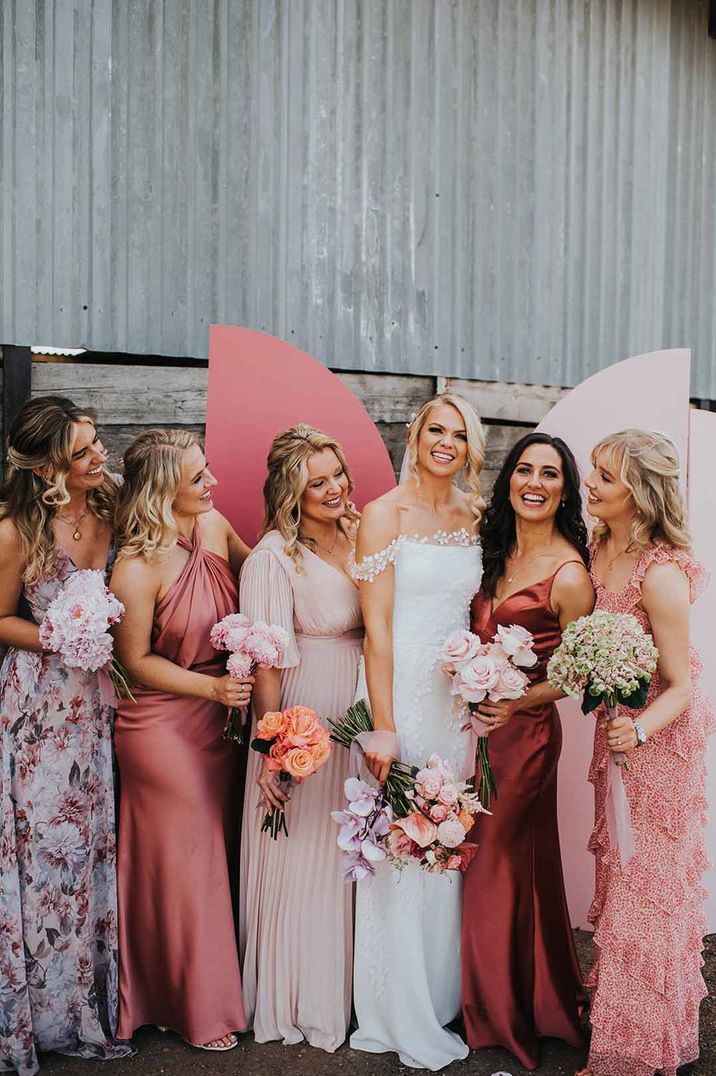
[630,540,710,604]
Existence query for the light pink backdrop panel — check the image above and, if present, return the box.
[687,408,716,932]
[205,326,396,544]
[537,348,691,929]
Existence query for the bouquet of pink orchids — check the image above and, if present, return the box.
[251,706,332,839]
[38,568,134,701]
[441,624,538,806]
[330,700,487,877]
[210,613,289,742]
[332,755,485,879]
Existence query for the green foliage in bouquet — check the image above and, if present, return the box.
[328,699,418,817]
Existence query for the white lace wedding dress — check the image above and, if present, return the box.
[350,529,483,1071]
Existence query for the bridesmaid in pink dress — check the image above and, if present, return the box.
[461,433,595,1071]
[239,425,362,1052]
[578,429,714,1076]
[110,430,253,1052]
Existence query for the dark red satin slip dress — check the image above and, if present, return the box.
[461,563,586,1071]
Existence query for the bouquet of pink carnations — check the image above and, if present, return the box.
[546,610,658,868]
[441,625,537,806]
[38,568,134,701]
[210,613,290,742]
[330,701,487,876]
[251,706,332,838]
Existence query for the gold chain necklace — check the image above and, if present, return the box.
[606,542,634,572]
[56,507,89,542]
[505,551,552,584]
[300,528,340,555]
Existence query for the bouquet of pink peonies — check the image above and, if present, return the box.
[210,613,289,742]
[251,706,332,839]
[546,610,659,867]
[38,568,134,701]
[441,625,538,806]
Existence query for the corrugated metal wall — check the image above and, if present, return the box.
[1,0,716,393]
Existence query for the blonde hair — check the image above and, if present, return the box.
[261,424,357,570]
[0,395,116,584]
[591,428,691,552]
[405,393,486,530]
[115,429,200,560]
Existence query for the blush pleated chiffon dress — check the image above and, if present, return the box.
[114,524,246,1046]
[585,541,715,1076]
[238,530,362,1052]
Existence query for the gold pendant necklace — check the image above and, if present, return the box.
[56,507,89,542]
[300,528,340,555]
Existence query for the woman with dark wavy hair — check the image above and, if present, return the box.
[461,432,595,1072]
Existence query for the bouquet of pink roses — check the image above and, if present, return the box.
[441,624,537,806]
[38,568,134,701]
[384,754,485,874]
[251,706,332,838]
[210,613,289,742]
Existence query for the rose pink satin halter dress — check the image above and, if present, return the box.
[114,524,245,1045]
[461,563,586,1071]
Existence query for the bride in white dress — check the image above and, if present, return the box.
[350,394,486,1071]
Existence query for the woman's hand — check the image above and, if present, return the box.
[364,752,395,785]
[473,697,519,732]
[604,712,638,753]
[210,674,254,708]
[257,765,291,811]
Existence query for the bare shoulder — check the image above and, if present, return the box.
[0,516,22,555]
[357,498,402,555]
[199,508,230,539]
[641,559,690,599]
[110,550,162,591]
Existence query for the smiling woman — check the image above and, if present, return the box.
[238,423,363,1053]
[461,431,595,1072]
[0,396,131,1075]
[109,429,252,1053]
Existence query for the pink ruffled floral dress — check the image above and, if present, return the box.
[587,541,715,1076]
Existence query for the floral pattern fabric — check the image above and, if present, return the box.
[0,549,130,1076]
[586,541,715,1076]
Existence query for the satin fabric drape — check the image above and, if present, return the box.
[461,569,585,1071]
[114,526,245,1045]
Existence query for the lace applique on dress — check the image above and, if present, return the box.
[350,527,479,582]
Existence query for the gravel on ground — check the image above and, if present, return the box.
[38,932,715,1076]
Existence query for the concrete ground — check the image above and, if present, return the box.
[40,933,715,1076]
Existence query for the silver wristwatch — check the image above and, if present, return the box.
[633,720,647,747]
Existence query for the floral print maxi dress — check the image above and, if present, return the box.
[0,548,130,1076]
[586,541,715,1076]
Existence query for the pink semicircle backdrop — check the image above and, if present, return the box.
[205,326,396,545]
[538,348,716,932]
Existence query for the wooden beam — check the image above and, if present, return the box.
[2,345,32,442]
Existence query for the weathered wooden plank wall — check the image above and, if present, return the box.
[13,359,567,495]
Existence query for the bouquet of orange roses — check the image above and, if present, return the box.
[251,706,332,839]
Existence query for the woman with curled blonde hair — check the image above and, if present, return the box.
[110,429,252,1053]
[577,428,714,1076]
[349,393,485,1069]
[239,423,362,1052]
[0,396,130,1072]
